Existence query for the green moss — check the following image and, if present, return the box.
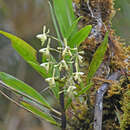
[67,1,130,129]
[120,86,130,129]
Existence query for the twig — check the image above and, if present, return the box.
[93,77,115,84]
[94,71,121,130]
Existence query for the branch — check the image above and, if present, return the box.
[94,71,121,130]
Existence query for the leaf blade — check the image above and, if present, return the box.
[0,30,38,63]
[53,0,76,38]
[49,1,62,43]
[0,72,51,109]
[68,25,92,48]
[0,31,52,79]
[21,101,59,125]
[66,17,82,39]
[76,82,93,97]
[86,32,108,84]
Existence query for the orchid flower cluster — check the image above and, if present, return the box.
[36,26,84,98]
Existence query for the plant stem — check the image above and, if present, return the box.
[59,89,66,130]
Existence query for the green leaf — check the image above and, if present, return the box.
[65,98,72,110]
[0,72,51,109]
[28,61,52,78]
[66,16,82,39]
[0,31,51,79]
[53,0,76,38]
[68,25,92,48]
[21,101,59,125]
[76,82,93,97]
[51,81,60,99]
[49,1,62,44]
[0,30,38,63]
[86,32,108,84]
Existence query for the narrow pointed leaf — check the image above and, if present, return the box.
[0,30,51,78]
[65,98,72,110]
[53,0,76,38]
[66,17,82,39]
[0,72,51,109]
[51,81,60,99]
[49,2,62,43]
[76,82,93,97]
[68,25,92,48]
[86,32,108,84]
[21,101,59,125]
[21,96,61,117]
[0,30,38,63]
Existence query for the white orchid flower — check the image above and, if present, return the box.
[36,26,49,46]
[40,62,49,71]
[45,77,55,86]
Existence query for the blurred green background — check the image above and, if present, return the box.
[0,0,129,130]
[113,0,130,45]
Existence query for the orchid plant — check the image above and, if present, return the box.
[0,0,108,129]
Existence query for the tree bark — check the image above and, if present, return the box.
[94,71,121,130]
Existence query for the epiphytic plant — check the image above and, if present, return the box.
[0,0,109,129]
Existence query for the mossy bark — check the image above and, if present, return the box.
[66,0,130,129]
